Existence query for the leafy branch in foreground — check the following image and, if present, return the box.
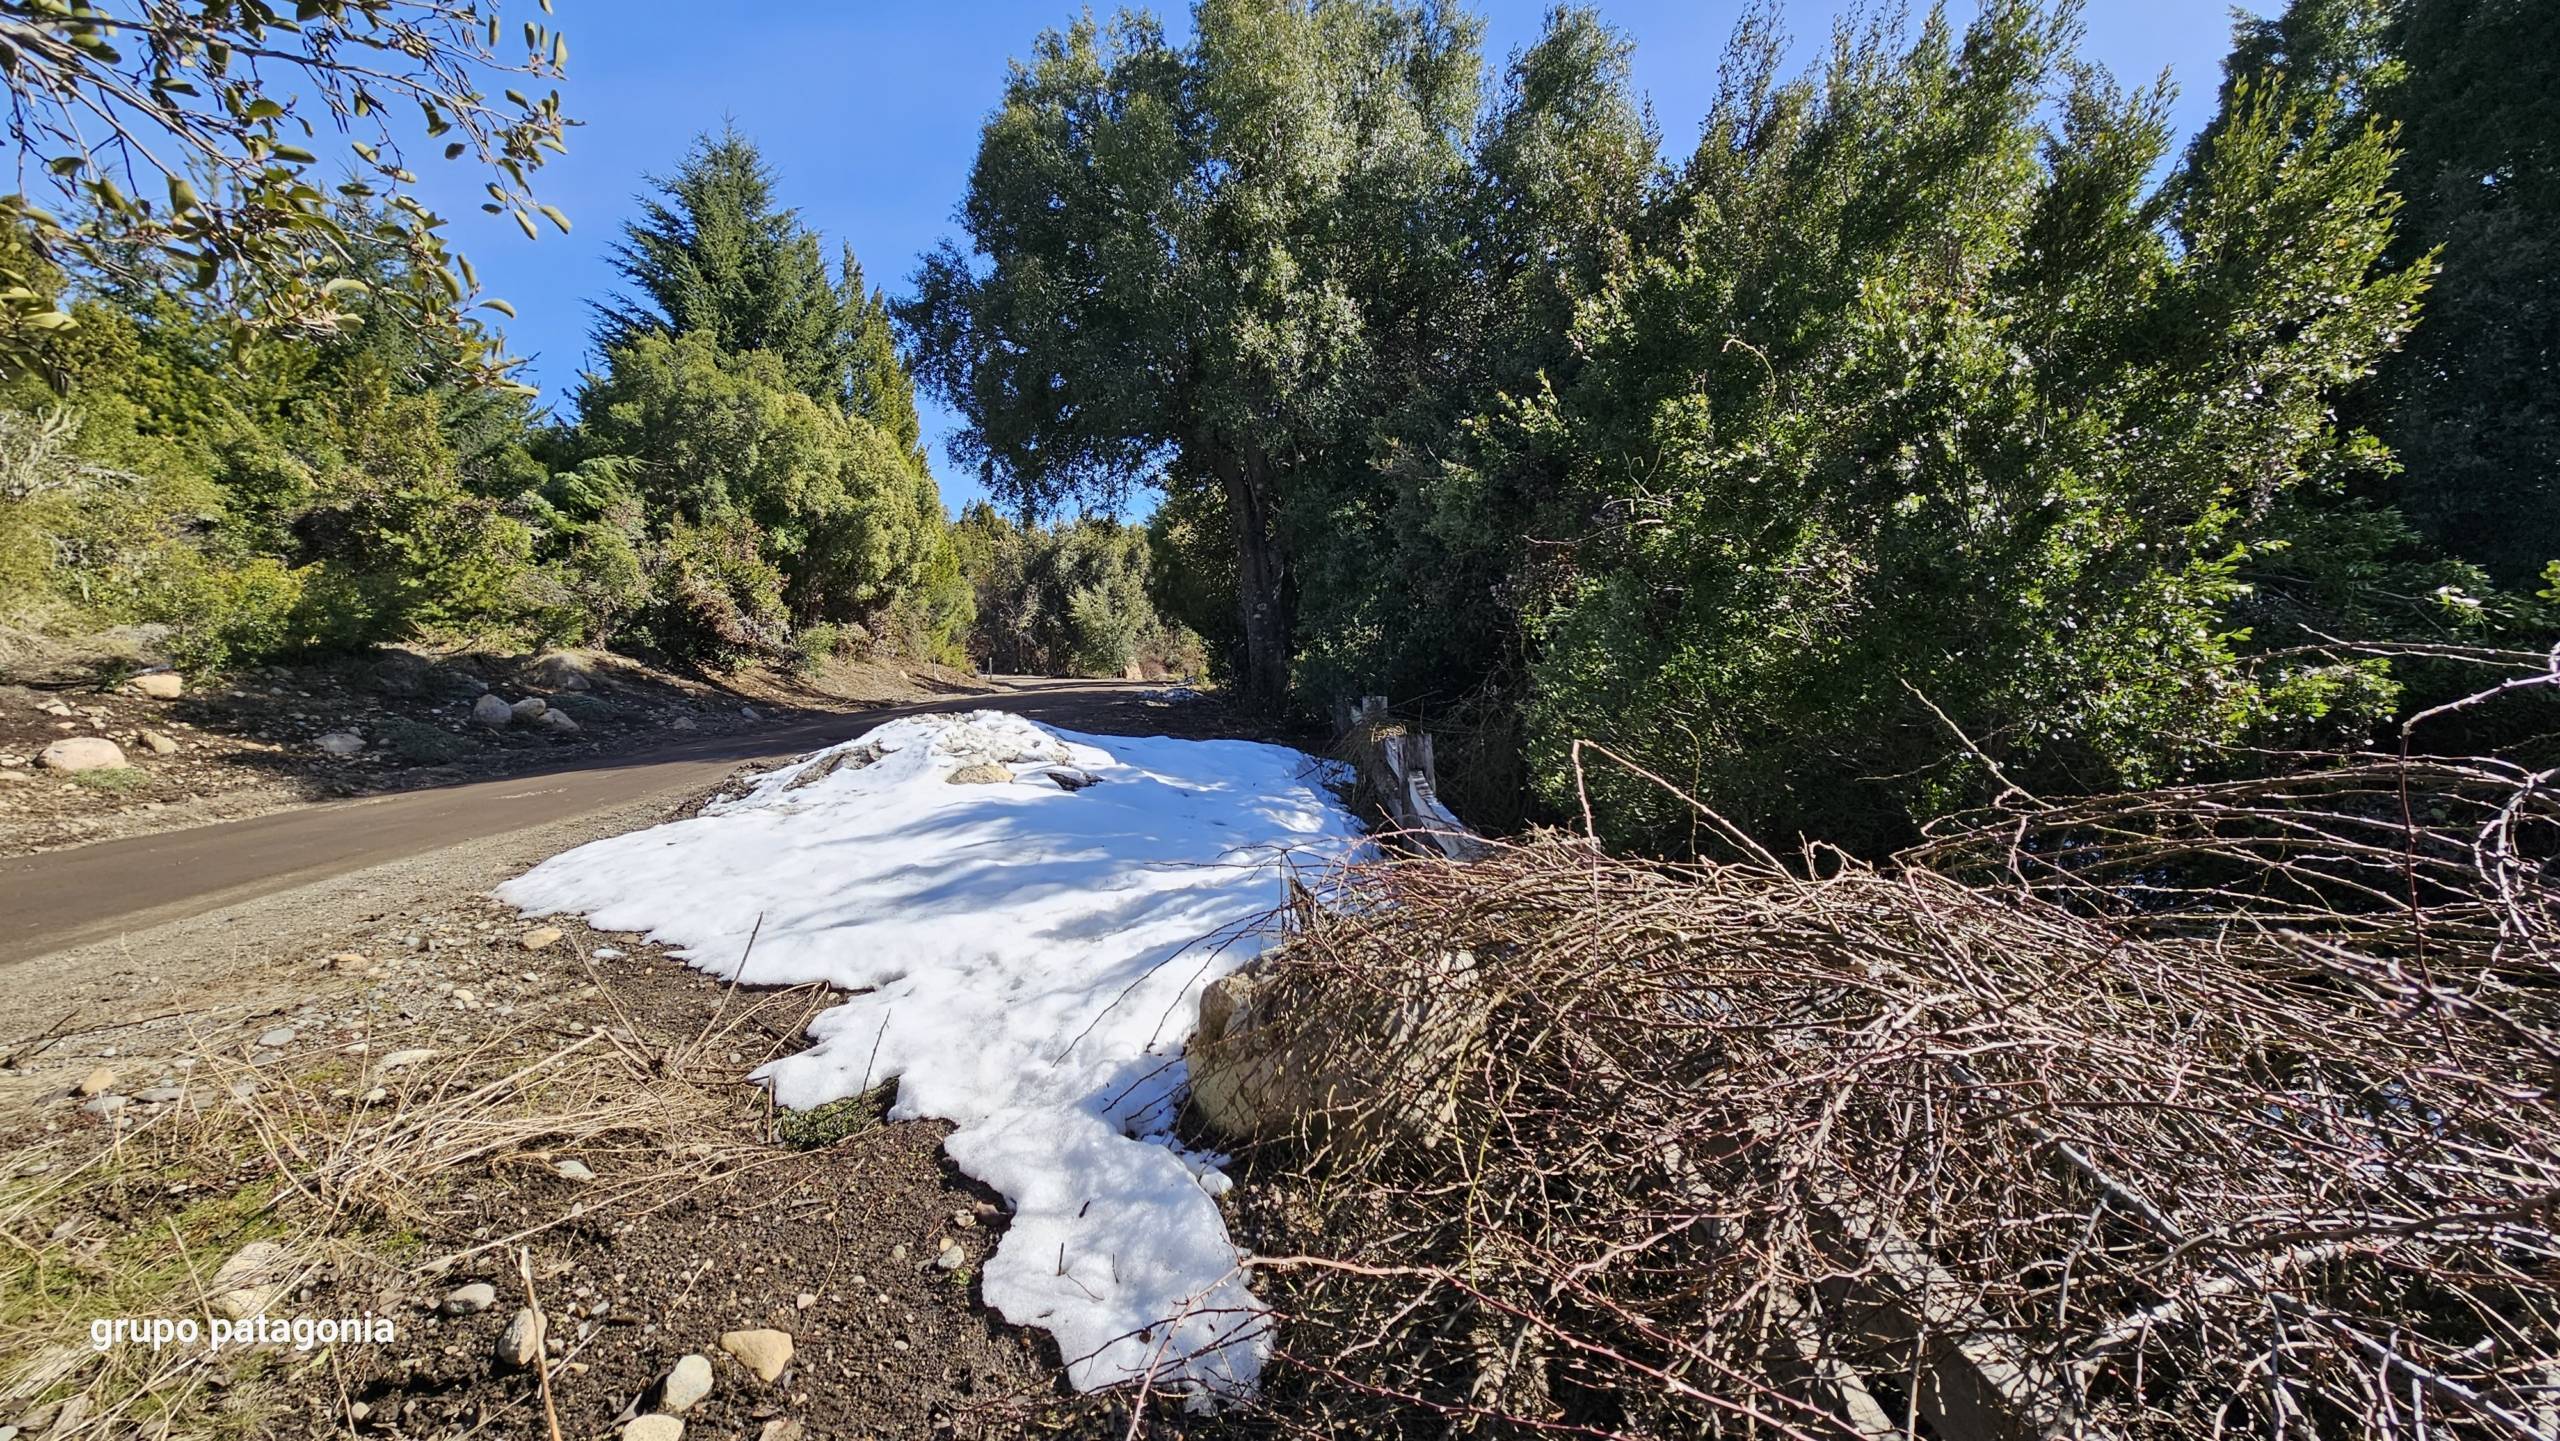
[0,0,574,376]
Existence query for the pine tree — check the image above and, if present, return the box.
[838,245,925,468]
[594,128,849,403]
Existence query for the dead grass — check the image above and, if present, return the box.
[0,935,849,1439]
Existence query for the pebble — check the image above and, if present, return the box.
[79,1094,128,1120]
[758,1422,805,1441]
[934,1237,964,1271]
[378,1048,436,1070]
[443,1282,498,1316]
[553,1159,596,1183]
[659,1352,713,1413]
[74,1066,116,1097]
[314,731,366,757]
[255,1027,296,1049]
[135,1085,183,1104]
[521,926,564,951]
[592,946,626,960]
[717,1328,792,1382]
[494,1307,545,1370]
[623,1417,684,1441]
[138,729,180,756]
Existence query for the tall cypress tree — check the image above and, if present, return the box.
[838,244,924,468]
[594,128,849,404]
[2201,0,2558,585]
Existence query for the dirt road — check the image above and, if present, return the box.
[0,677,1156,968]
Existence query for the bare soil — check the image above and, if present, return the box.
[0,647,991,858]
[0,683,1280,1440]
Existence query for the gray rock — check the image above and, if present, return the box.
[494,1307,545,1370]
[538,708,581,733]
[552,1158,596,1183]
[509,696,549,722]
[658,1352,714,1413]
[471,693,514,728]
[524,653,595,691]
[37,737,125,772]
[378,1048,437,1070]
[255,1027,297,1049]
[1039,767,1101,791]
[443,1282,498,1315]
[934,1237,965,1271]
[135,1085,183,1104]
[314,731,366,757]
[79,1094,127,1120]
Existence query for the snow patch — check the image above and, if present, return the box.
[495,710,1361,1399]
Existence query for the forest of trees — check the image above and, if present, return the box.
[2,0,2552,856]
[910,0,2558,851]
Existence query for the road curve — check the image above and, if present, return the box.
[0,678,1150,968]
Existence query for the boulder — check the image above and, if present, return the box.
[37,737,125,773]
[538,708,581,734]
[314,731,365,757]
[509,696,549,722]
[524,652,595,691]
[1187,949,1487,1148]
[370,649,436,697]
[471,693,514,728]
[127,671,183,699]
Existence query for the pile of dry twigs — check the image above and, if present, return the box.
[1228,657,2559,1439]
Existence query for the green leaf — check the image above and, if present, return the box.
[479,297,516,318]
[536,203,570,234]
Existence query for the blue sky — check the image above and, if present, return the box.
[418,0,2259,514]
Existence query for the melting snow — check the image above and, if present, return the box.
[495,710,1361,1399]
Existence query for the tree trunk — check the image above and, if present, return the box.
[1213,443,1293,712]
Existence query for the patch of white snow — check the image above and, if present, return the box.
[495,710,1360,1400]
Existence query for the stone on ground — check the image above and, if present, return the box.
[74,1066,115,1097]
[494,1307,544,1370]
[509,696,549,722]
[138,729,180,755]
[472,693,514,727]
[128,672,183,699]
[37,737,125,772]
[946,762,1013,785]
[314,731,365,756]
[520,926,563,951]
[659,1352,714,1413]
[442,1282,497,1315]
[718,1328,793,1382]
[208,1240,294,1319]
[538,707,581,733]
[624,1416,684,1441]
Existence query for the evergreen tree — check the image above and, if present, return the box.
[595,128,850,405]
[2202,0,2558,584]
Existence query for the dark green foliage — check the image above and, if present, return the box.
[576,130,965,666]
[1514,6,2427,851]
[953,504,1198,678]
[2206,0,2560,585]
